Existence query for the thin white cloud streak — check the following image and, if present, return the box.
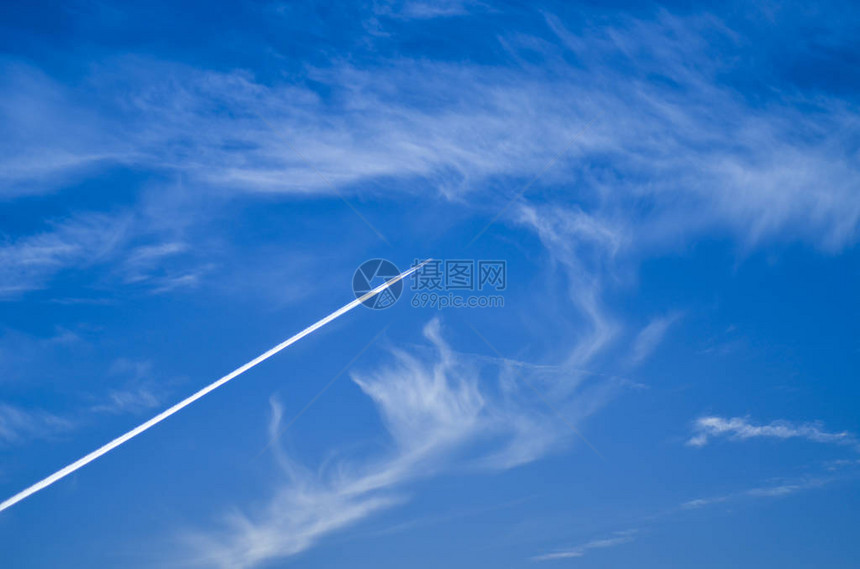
[631,313,681,364]
[567,471,853,560]
[687,416,859,449]
[533,530,638,561]
[681,478,830,510]
[542,460,860,562]
[0,263,424,514]
[184,318,628,568]
[545,461,860,568]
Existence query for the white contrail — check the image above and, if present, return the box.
[0,260,429,514]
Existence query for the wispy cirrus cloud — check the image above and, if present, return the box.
[1,8,857,313]
[586,471,855,561]
[88,359,165,415]
[681,477,832,510]
[0,340,166,447]
[517,204,623,368]
[687,416,859,449]
[183,319,625,568]
[533,529,638,561]
[0,213,130,297]
[184,392,406,568]
[570,461,860,560]
[0,403,74,446]
[3,9,858,252]
[537,458,860,563]
[0,210,208,298]
[184,320,484,568]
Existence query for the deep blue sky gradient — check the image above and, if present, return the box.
[1,1,858,568]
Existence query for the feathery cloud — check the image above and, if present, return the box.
[184,319,625,567]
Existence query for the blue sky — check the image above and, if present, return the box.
[1,0,859,567]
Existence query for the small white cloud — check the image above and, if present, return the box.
[533,529,638,561]
[90,385,161,415]
[745,483,812,498]
[680,496,728,510]
[687,416,858,449]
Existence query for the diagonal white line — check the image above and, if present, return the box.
[0,260,430,514]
